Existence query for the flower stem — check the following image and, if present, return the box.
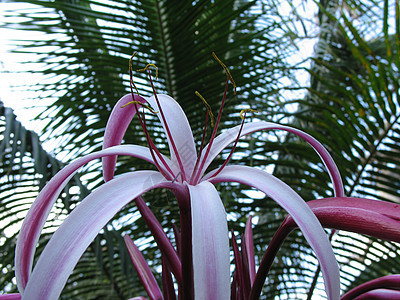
[249,220,293,300]
[174,187,194,299]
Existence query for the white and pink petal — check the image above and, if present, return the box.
[187,181,230,300]
[209,165,340,300]
[15,145,170,293]
[102,94,147,181]
[199,122,344,197]
[146,94,197,179]
[22,171,166,300]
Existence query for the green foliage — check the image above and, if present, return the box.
[268,0,400,298]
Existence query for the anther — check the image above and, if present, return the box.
[240,108,259,120]
[195,91,215,127]
[212,52,237,94]
[121,101,159,114]
[137,63,159,79]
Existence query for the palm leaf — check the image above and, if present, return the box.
[262,0,400,298]
[2,0,293,297]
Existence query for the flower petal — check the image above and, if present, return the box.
[307,197,400,220]
[209,165,340,300]
[244,216,256,284]
[341,275,400,299]
[124,235,163,300]
[102,94,147,181]
[22,171,166,300]
[200,122,344,196]
[353,289,400,299]
[15,145,170,292]
[297,197,400,243]
[187,181,230,300]
[146,94,197,178]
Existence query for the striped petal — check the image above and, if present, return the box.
[102,93,146,181]
[342,275,400,299]
[146,94,197,178]
[187,181,230,300]
[15,145,170,292]
[209,165,340,300]
[199,122,344,197]
[294,197,400,243]
[22,171,166,300]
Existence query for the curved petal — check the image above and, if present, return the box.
[306,197,400,221]
[22,171,166,300]
[187,181,230,300]
[295,197,400,243]
[199,122,344,196]
[146,94,197,179]
[15,145,171,292]
[341,275,400,300]
[353,289,400,299]
[102,93,147,181]
[209,165,340,300]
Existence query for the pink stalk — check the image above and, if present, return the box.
[174,186,193,299]
[0,295,21,300]
[231,231,248,299]
[161,258,176,300]
[231,273,238,300]
[249,221,291,300]
[244,216,256,284]
[123,235,163,300]
[352,289,400,299]
[172,223,181,258]
[134,196,182,282]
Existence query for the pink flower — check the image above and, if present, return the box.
[6,59,345,299]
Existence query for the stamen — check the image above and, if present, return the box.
[240,108,259,120]
[139,108,175,181]
[207,109,250,179]
[127,55,175,180]
[172,172,181,183]
[191,77,229,183]
[195,91,214,127]
[192,54,236,184]
[137,63,159,79]
[212,52,237,94]
[189,108,211,184]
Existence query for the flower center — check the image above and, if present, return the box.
[129,52,254,184]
